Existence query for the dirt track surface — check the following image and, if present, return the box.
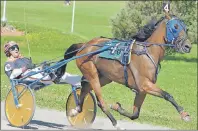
[1,101,172,130]
[1,26,24,36]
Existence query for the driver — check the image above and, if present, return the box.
[3,41,82,86]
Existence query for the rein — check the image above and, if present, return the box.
[137,41,175,47]
[34,42,109,67]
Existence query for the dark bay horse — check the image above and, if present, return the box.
[56,12,192,129]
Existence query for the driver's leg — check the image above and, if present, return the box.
[23,67,53,85]
[59,72,82,86]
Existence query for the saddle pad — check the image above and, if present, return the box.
[99,39,135,65]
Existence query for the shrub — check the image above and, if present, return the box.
[111,1,197,44]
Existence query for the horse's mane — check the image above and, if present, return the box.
[102,16,178,42]
[131,16,165,42]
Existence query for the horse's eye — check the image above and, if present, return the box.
[174,24,179,29]
[186,28,189,34]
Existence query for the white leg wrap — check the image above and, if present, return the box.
[114,123,125,130]
[69,108,79,117]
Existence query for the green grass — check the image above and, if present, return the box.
[1,1,125,39]
[1,1,197,130]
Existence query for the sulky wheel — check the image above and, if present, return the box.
[66,88,97,128]
[5,84,35,127]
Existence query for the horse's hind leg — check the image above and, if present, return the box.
[111,92,146,120]
[76,77,92,113]
[75,75,111,112]
[141,78,190,121]
[77,61,123,129]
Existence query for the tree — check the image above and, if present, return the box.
[111,1,197,44]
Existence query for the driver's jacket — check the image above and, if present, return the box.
[4,57,32,78]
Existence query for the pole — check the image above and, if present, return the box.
[71,0,76,33]
[1,0,7,26]
[23,2,32,60]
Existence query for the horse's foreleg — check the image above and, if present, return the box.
[142,79,190,122]
[110,92,146,120]
[131,92,146,120]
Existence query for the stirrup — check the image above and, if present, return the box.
[53,75,64,84]
[49,72,57,81]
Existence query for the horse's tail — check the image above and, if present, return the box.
[64,43,84,60]
[54,43,84,83]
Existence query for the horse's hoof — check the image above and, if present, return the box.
[69,109,79,117]
[183,115,191,122]
[110,102,122,111]
[116,102,122,107]
[114,124,126,130]
[180,111,191,122]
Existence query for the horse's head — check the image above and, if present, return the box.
[164,13,192,53]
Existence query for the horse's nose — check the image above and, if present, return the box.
[183,43,192,53]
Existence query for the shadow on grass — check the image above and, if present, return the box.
[164,56,197,63]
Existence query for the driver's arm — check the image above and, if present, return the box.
[9,67,27,79]
[5,63,27,79]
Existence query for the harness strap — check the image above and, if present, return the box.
[133,45,161,83]
[124,64,128,87]
[122,39,135,87]
[146,52,158,69]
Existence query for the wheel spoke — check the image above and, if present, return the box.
[18,87,28,100]
[66,89,96,127]
[84,118,87,125]
[84,95,89,101]
[73,115,79,125]
[88,109,94,112]
[26,108,32,111]
[10,112,16,120]
[21,116,24,123]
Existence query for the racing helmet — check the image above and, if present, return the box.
[4,41,19,57]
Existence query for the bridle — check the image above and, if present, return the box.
[132,16,188,83]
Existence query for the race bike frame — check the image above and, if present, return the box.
[9,45,113,108]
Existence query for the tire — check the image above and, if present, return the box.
[5,84,35,127]
[66,88,97,128]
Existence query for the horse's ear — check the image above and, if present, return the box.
[165,12,171,20]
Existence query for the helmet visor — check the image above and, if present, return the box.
[9,45,19,52]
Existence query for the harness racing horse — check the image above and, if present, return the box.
[56,12,192,129]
